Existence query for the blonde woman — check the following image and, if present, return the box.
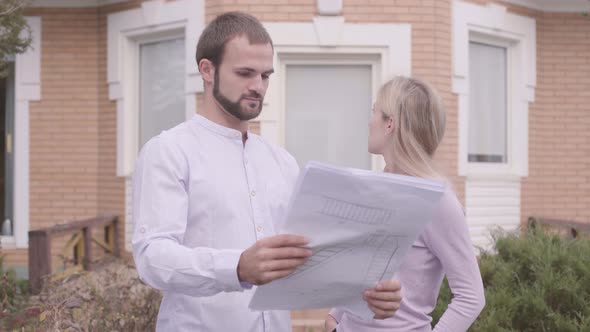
[325,77,485,332]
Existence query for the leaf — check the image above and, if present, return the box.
[39,310,50,322]
[72,308,83,321]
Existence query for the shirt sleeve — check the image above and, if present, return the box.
[131,136,245,297]
[424,190,486,332]
[328,308,346,322]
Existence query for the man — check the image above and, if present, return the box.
[132,11,402,331]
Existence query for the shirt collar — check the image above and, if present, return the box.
[192,113,246,141]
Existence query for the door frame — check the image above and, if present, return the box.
[262,17,412,172]
[2,61,15,237]
[0,17,41,249]
[274,53,383,170]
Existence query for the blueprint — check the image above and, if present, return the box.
[249,161,446,319]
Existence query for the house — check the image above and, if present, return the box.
[1,0,588,295]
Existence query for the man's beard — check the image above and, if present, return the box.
[213,70,263,121]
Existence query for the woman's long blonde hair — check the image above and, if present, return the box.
[376,76,446,179]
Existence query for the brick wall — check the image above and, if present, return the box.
[3,2,144,269]
[464,1,590,226]
[4,7,104,268]
[205,0,316,23]
[26,7,100,235]
[521,12,590,225]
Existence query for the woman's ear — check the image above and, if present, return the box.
[385,116,395,135]
[199,59,215,85]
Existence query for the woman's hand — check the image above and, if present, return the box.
[364,279,402,319]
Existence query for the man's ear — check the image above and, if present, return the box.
[199,59,215,84]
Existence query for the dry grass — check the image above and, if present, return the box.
[2,258,161,332]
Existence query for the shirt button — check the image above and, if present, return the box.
[140,227,146,234]
[256,225,263,232]
[251,190,256,197]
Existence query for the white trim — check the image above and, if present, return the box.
[108,0,204,177]
[317,0,343,16]
[31,0,127,8]
[262,18,411,171]
[501,0,590,12]
[453,1,535,178]
[0,236,16,249]
[466,178,521,250]
[265,17,411,75]
[125,177,133,252]
[1,17,42,249]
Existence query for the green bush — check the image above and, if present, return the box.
[0,256,26,306]
[0,255,33,330]
[432,229,590,331]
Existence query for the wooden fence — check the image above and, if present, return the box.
[527,216,590,239]
[28,215,120,294]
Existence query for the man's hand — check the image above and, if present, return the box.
[237,234,312,285]
[364,279,402,319]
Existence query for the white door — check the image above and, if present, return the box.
[284,64,373,169]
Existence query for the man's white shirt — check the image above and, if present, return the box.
[132,114,299,331]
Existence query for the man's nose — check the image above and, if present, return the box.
[248,75,265,96]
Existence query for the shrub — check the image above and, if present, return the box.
[5,258,161,331]
[432,228,590,331]
[0,255,32,330]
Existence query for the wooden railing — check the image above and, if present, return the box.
[527,216,590,239]
[28,215,120,294]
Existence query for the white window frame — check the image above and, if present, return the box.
[467,34,512,171]
[263,17,411,171]
[0,17,41,249]
[453,1,536,178]
[107,0,204,177]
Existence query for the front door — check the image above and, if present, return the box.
[284,64,373,169]
[0,61,15,236]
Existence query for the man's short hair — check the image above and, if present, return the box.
[195,11,273,68]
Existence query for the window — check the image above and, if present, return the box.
[107,0,203,177]
[468,41,508,164]
[452,1,535,177]
[139,38,185,149]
